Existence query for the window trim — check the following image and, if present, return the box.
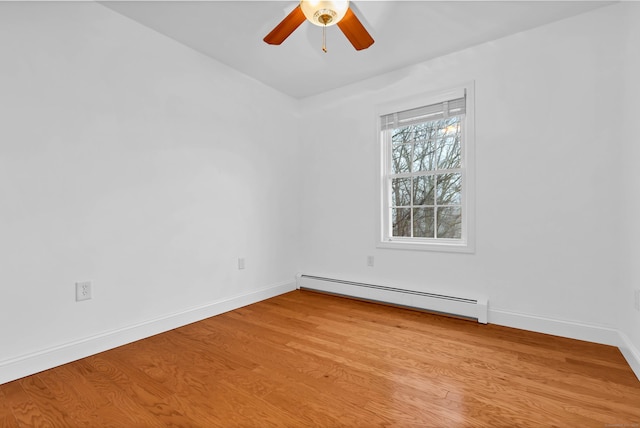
[376,82,476,253]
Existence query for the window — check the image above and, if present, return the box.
[378,84,475,252]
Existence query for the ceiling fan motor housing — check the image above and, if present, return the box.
[315,9,336,25]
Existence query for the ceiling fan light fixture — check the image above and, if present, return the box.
[263,0,373,51]
[300,0,349,27]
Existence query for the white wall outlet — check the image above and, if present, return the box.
[75,281,92,302]
[238,258,245,270]
[634,289,640,312]
[367,255,374,267]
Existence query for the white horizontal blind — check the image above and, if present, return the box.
[380,96,466,131]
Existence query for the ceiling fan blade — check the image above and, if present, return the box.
[264,5,306,45]
[337,7,374,51]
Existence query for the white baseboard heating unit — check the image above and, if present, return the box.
[297,274,488,324]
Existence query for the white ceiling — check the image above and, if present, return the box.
[101,1,613,98]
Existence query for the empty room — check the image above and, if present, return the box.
[1,0,640,426]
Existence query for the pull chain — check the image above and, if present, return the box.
[322,25,327,53]
[318,13,331,53]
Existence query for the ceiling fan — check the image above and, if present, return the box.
[263,0,374,52]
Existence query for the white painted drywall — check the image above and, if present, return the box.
[0,2,299,363]
[298,2,633,341]
[618,4,640,368]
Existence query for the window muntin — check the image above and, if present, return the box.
[379,86,473,251]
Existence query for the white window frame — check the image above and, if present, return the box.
[376,82,475,253]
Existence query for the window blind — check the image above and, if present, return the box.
[381,96,466,131]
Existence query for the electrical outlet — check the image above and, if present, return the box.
[634,289,640,312]
[75,281,92,302]
[238,258,245,270]
[367,255,374,267]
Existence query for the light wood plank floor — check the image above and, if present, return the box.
[2,290,639,427]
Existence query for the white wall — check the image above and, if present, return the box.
[619,4,640,374]
[0,2,299,369]
[298,2,636,350]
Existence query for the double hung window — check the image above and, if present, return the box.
[378,84,474,252]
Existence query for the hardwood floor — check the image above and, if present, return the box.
[1,290,639,427]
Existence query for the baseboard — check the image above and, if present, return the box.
[618,332,640,381]
[489,307,620,346]
[0,281,296,385]
[489,307,640,381]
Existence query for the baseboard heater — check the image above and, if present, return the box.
[296,274,488,324]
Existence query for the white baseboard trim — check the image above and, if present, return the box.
[618,332,640,381]
[489,308,620,346]
[0,281,296,385]
[489,307,640,381]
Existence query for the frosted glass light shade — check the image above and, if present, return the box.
[300,0,349,27]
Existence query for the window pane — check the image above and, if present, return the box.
[392,125,414,144]
[422,121,439,138]
[412,124,428,141]
[413,139,436,172]
[391,127,413,173]
[436,173,461,205]
[392,208,411,237]
[437,118,461,169]
[391,142,411,173]
[437,206,462,239]
[413,208,435,238]
[391,177,411,206]
[413,175,435,206]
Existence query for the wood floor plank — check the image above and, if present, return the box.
[36,365,113,428]
[0,388,20,428]
[71,357,166,427]
[2,380,55,427]
[1,290,639,427]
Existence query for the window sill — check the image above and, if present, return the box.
[377,239,474,253]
